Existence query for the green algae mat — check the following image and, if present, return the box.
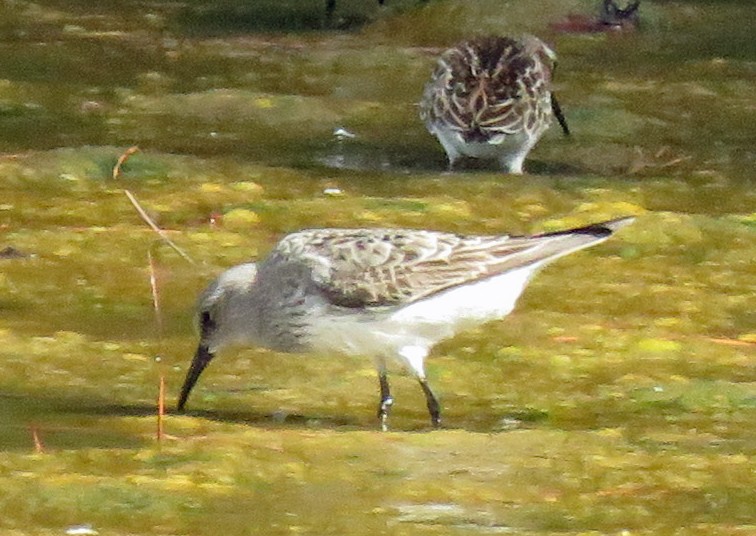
[0,1,753,534]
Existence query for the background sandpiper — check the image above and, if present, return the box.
[599,0,641,30]
[177,217,634,430]
[420,35,570,174]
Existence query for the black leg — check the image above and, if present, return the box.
[377,371,394,431]
[418,379,441,428]
[325,0,336,23]
[551,93,570,137]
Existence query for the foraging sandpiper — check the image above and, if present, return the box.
[177,217,634,429]
[551,1,641,33]
[599,0,640,30]
[420,35,570,174]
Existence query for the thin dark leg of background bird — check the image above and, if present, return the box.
[377,371,394,431]
[551,93,570,136]
[325,0,336,23]
[418,379,441,428]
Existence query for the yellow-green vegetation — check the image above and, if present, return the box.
[0,1,754,535]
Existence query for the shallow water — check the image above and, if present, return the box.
[0,0,754,535]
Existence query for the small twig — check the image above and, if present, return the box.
[113,146,140,180]
[552,336,578,343]
[658,156,691,169]
[147,249,164,334]
[654,146,670,159]
[706,337,754,348]
[124,189,195,264]
[30,426,44,453]
[147,227,167,445]
[157,374,165,443]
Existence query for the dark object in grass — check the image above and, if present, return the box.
[0,246,27,259]
[550,0,640,34]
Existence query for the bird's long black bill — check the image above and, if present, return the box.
[177,343,215,411]
[551,93,571,137]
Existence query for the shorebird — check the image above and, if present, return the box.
[177,217,634,429]
[420,35,570,174]
[551,0,641,33]
[599,0,640,30]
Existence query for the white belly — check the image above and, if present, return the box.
[307,265,539,360]
[390,264,537,328]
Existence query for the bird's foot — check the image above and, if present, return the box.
[378,396,394,432]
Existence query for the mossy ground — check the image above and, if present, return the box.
[0,1,753,534]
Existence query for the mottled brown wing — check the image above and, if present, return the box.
[271,228,541,308]
[421,35,555,139]
[271,218,632,309]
